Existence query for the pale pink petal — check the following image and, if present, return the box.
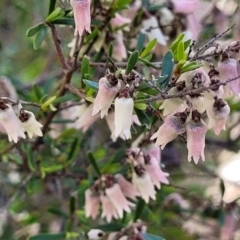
[84,189,100,219]
[105,183,135,218]
[144,156,169,189]
[186,119,208,164]
[142,143,161,164]
[70,0,91,36]
[186,13,202,40]
[111,13,131,30]
[100,194,118,222]
[171,0,200,14]
[112,33,127,62]
[115,174,140,200]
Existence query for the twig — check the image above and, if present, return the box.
[0,97,41,108]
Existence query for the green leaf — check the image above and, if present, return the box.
[138,57,159,69]
[28,233,66,240]
[96,223,125,232]
[160,50,174,88]
[180,62,203,74]
[51,18,75,26]
[83,80,99,90]
[177,41,187,61]
[136,32,146,52]
[142,233,165,240]
[134,199,145,221]
[137,83,158,95]
[54,94,75,104]
[125,50,139,75]
[26,23,45,37]
[108,42,113,58]
[47,207,69,218]
[41,165,63,173]
[41,96,57,111]
[46,7,64,22]
[134,108,151,128]
[81,57,90,87]
[48,0,57,15]
[33,25,48,50]
[87,151,101,176]
[184,39,191,50]
[170,33,185,53]
[69,196,76,215]
[67,138,80,161]
[113,0,132,9]
[27,146,36,172]
[134,102,147,110]
[33,84,44,101]
[140,38,157,58]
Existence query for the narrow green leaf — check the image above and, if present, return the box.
[220,179,225,198]
[137,83,158,96]
[170,33,185,53]
[33,26,47,50]
[142,233,165,240]
[46,7,63,22]
[160,50,174,88]
[108,42,113,58]
[140,38,157,58]
[28,233,66,240]
[48,0,57,15]
[83,79,99,90]
[134,199,145,221]
[138,57,159,69]
[87,151,101,176]
[125,50,139,75]
[67,138,80,161]
[134,108,151,128]
[81,57,90,87]
[47,207,69,218]
[41,96,56,110]
[54,94,75,104]
[51,18,75,26]
[184,39,191,50]
[177,41,186,61]
[69,196,76,215]
[136,32,146,52]
[134,102,147,110]
[26,23,45,37]
[26,146,36,172]
[180,62,203,74]
[96,223,124,232]
[33,84,44,101]
[41,165,63,173]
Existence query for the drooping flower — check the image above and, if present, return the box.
[92,76,121,118]
[86,229,106,240]
[189,95,205,114]
[115,174,140,200]
[100,194,118,223]
[207,97,230,135]
[105,183,135,218]
[186,68,211,88]
[150,112,187,149]
[186,13,202,40]
[0,103,25,143]
[114,88,134,140]
[112,32,127,61]
[143,155,169,189]
[19,109,43,138]
[186,110,208,164]
[70,0,91,36]
[218,52,239,97]
[132,165,156,203]
[142,143,161,163]
[84,189,100,219]
[111,13,131,31]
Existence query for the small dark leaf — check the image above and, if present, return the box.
[140,38,157,58]
[26,23,45,37]
[28,233,66,240]
[87,151,101,176]
[47,207,69,218]
[134,199,145,221]
[83,79,99,90]
[33,26,48,50]
[136,32,146,52]
[125,50,139,75]
[134,108,151,128]
[51,18,75,26]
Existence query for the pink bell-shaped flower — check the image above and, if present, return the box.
[186,110,208,164]
[70,0,91,36]
[0,103,25,143]
[115,174,140,200]
[142,143,161,163]
[132,165,156,203]
[150,112,187,149]
[84,188,100,219]
[100,193,118,223]
[143,155,169,189]
[105,183,135,218]
[111,13,131,30]
[218,52,239,96]
[207,97,230,135]
[92,76,121,118]
[114,88,134,140]
[112,33,127,61]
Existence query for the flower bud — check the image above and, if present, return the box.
[86,229,106,240]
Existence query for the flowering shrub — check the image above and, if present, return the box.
[1,0,240,239]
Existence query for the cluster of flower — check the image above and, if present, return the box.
[85,220,147,240]
[152,49,240,164]
[0,101,43,143]
[84,144,168,221]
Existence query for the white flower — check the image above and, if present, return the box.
[19,110,43,138]
[114,96,134,140]
[86,229,106,240]
[132,166,156,203]
[0,103,25,143]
